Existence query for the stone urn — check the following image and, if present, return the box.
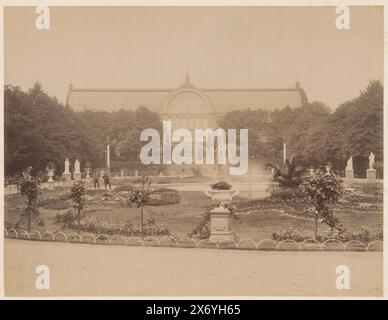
[205,189,239,206]
[85,167,91,179]
[204,188,239,242]
[47,168,54,183]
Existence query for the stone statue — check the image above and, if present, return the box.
[64,158,70,174]
[47,167,54,183]
[346,156,353,170]
[74,159,81,174]
[368,152,375,169]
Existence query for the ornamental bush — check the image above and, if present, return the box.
[14,167,41,232]
[62,215,170,237]
[147,188,180,206]
[69,180,87,233]
[210,181,232,190]
[301,169,344,239]
[127,176,153,238]
[272,226,383,243]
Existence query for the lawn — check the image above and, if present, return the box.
[4,181,383,241]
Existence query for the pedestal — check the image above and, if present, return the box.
[367,169,376,182]
[208,206,236,242]
[46,181,54,190]
[62,173,71,183]
[345,169,354,180]
[73,172,81,180]
[7,184,18,195]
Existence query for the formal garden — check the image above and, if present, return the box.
[4,163,383,250]
[3,81,383,250]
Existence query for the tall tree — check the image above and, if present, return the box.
[295,80,383,170]
[5,83,102,177]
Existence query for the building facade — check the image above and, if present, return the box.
[66,75,308,176]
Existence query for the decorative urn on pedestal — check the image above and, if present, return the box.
[204,182,239,242]
[46,166,55,190]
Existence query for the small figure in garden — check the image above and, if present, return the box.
[103,173,111,190]
[93,171,100,189]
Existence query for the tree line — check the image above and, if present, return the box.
[4,80,383,179]
[218,80,383,176]
[4,83,161,178]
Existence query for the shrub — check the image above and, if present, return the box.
[188,212,211,239]
[114,185,133,192]
[40,197,71,210]
[272,229,307,242]
[268,186,306,202]
[56,209,85,224]
[267,156,304,189]
[64,215,170,237]
[147,188,180,206]
[301,169,344,238]
[210,181,232,190]
[272,226,383,243]
[127,177,153,238]
[13,167,41,232]
[69,181,87,233]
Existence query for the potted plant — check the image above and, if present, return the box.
[47,162,56,182]
[203,181,238,242]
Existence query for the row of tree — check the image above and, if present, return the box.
[218,80,383,175]
[4,83,161,178]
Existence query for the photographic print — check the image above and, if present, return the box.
[1,2,384,299]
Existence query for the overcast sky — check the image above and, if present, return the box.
[4,6,384,109]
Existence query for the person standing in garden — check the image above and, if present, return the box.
[103,172,111,190]
[93,170,100,190]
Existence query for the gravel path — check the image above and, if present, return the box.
[4,239,383,297]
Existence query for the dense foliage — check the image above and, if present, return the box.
[127,177,153,238]
[217,101,331,163]
[4,84,101,177]
[69,181,87,233]
[13,167,41,231]
[296,80,383,172]
[210,181,232,190]
[267,156,304,189]
[5,80,382,179]
[217,80,383,174]
[4,83,162,179]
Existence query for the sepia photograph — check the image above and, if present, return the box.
[1,3,384,299]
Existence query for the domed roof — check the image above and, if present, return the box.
[162,74,214,115]
[164,89,214,115]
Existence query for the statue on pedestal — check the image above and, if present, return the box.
[346,156,353,170]
[345,156,354,180]
[368,152,375,169]
[74,159,81,174]
[367,152,376,181]
[73,159,81,180]
[62,158,72,183]
[64,158,70,174]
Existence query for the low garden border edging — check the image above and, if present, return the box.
[4,228,383,252]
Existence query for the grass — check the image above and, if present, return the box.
[4,182,383,241]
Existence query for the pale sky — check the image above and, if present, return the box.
[4,6,384,109]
